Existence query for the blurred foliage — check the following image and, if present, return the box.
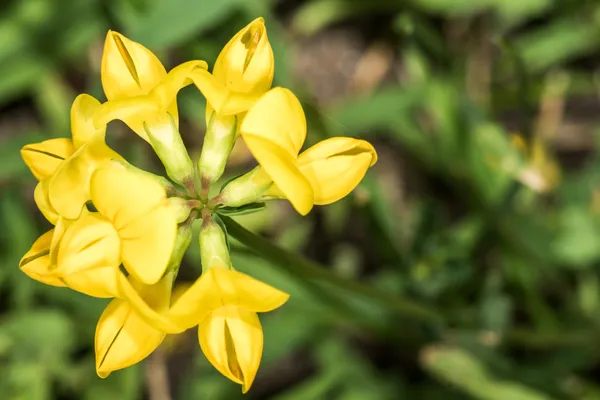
[2,0,600,399]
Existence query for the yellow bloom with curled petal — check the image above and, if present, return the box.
[21,94,123,221]
[269,137,377,205]
[115,265,288,392]
[190,268,288,393]
[221,87,377,214]
[25,166,177,296]
[236,87,312,213]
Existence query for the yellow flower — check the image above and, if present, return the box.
[99,33,204,183]
[191,268,288,392]
[221,87,377,214]
[111,263,289,392]
[23,166,177,296]
[95,278,169,377]
[101,30,176,142]
[269,137,378,205]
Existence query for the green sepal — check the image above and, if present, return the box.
[216,202,266,217]
[211,213,231,252]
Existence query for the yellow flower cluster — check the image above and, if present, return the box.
[19,18,377,393]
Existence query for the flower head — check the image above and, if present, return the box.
[220,87,378,214]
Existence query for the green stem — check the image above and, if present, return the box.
[221,216,444,325]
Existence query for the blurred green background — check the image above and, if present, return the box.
[2,0,600,399]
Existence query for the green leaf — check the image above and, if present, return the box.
[126,0,241,49]
[515,9,600,72]
[422,346,555,400]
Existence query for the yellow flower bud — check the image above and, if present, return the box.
[21,138,75,181]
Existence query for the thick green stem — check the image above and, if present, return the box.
[221,216,444,325]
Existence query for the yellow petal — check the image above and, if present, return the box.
[49,215,82,266]
[55,213,120,298]
[21,138,75,180]
[301,154,372,204]
[48,142,124,220]
[19,230,65,287]
[71,94,106,148]
[243,135,313,215]
[298,137,377,167]
[95,298,165,378]
[167,268,288,330]
[152,60,208,113]
[167,269,223,330]
[34,180,59,224]
[191,68,262,117]
[296,137,377,205]
[90,166,166,230]
[93,96,161,143]
[198,306,263,392]
[119,205,177,285]
[213,17,274,96]
[241,87,306,156]
[90,167,176,285]
[101,31,166,100]
[229,270,290,312]
[117,272,183,334]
